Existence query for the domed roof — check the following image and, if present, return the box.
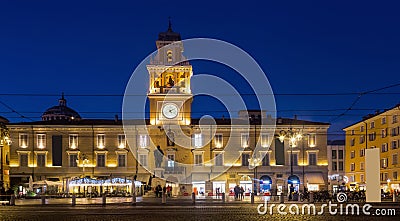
[42,94,81,121]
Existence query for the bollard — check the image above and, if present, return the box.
[10,194,15,206]
[41,195,46,205]
[251,192,254,204]
[280,194,284,203]
[191,192,196,204]
[309,192,314,203]
[72,194,76,206]
[162,192,166,204]
[102,194,106,206]
[222,193,225,203]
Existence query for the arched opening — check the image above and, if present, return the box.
[259,175,272,193]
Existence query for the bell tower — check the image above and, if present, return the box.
[147,20,192,125]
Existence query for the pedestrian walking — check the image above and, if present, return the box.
[240,186,244,200]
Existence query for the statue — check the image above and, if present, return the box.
[154,145,164,168]
[167,131,175,146]
[166,76,174,87]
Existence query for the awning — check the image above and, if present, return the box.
[305,173,325,184]
[134,174,150,183]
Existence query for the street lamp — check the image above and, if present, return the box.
[277,129,303,176]
[249,156,262,195]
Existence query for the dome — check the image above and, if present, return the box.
[42,94,81,121]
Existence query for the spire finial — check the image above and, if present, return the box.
[168,16,172,31]
[59,92,66,106]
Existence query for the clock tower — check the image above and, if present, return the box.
[147,21,192,125]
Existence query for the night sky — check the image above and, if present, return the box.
[1,0,400,140]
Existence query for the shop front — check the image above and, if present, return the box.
[212,181,226,195]
[192,182,205,195]
[259,175,272,194]
[305,173,325,191]
[68,177,142,197]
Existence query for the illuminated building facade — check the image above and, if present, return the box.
[344,104,400,192]
[7,25,330,196]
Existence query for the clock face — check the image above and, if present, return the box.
[162,103,179,119]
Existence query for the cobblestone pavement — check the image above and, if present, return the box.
[0,203,398,221]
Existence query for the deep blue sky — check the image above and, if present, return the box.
[1,0,400,140]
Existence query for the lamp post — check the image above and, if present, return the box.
[277,128,303,197]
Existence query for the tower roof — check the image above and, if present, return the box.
[158,18,181,41]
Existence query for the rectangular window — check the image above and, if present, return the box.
[214,153,223,166]
[194,153,203,166]
[391,127,399,137]
[381,129,387,138]
[118,154,126,167]
[97,134,105,149]
[308,134,316,147]
[351,151,355,158]
[360,125,364,132]
[338,150,344,159]
[260,133,270,147]
[194,134,203,148]
[350,138,355,146]
[214,134,223,148]
[360,149,365,157]
[360,162,364,170]
[97,154,105,167]
[359,135,365,144]
[391,140,398,149]
[393,154,398,165]
[262,153,270,166]
[139,154,148,167]
[360,174,364,183]
[339,162,344,171]
[69,154,78,167]
[308,153,317,166]
[241,134,249,148]
[242,153,250,166]
[368,132,376,141]
[382,117,386,124]
[37,154,46,167]
[370,121,375,129]
[139,135,149,148]
[167,154,174,167]
[20,154,28,167]
[69,134,78,149]
[332,162,337,171]
[350,163,355,171]
[332,150,337,159]
[381,158,388,168]
[393,115,398,124]
[351,130,355,135]
[394,172,398,180]
[118,135,126,148]
[290,153,298,166]
[37,134,46,149]
[19,134,28,148]
[381,143,388,152]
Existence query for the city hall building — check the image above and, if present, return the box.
[5,25,330,197]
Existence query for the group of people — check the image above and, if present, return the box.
[154,184,173,198]
[233,185,245,200]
